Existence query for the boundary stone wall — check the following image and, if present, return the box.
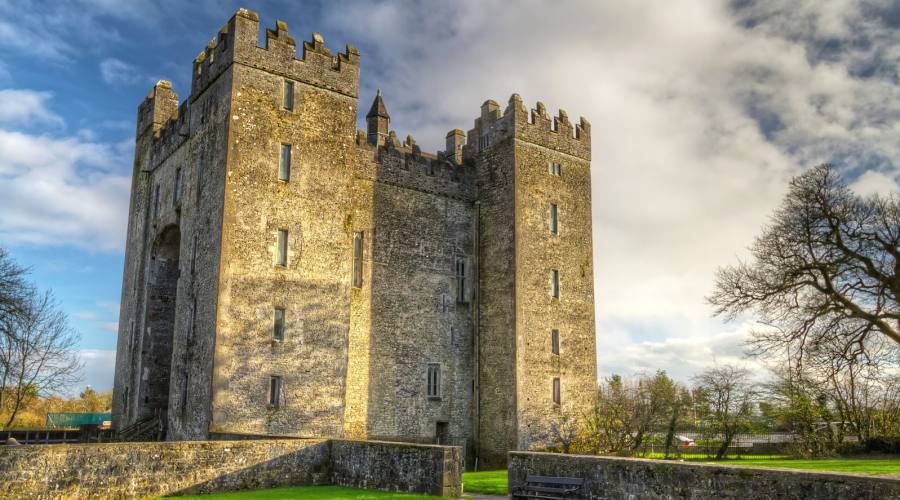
[0,439,462,499]
[509,451,900,500]
[332,439,463,497]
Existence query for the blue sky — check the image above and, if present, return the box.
[1,0,899,393]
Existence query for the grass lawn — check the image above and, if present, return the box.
[640,454,900,476]
[170,485,447,499]
[715,458,900,476]
[462,470,507,495]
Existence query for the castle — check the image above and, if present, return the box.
[112,8,597,467]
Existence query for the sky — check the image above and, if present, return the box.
[0,0,898,393]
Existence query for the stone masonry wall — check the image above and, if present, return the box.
[0,439,462,499]
[509,96,596,451]
[509,451,900,500]
[332,439,463,497]
[210,28,359,436]
[0,439,331,499]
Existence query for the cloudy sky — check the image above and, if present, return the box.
[0,0,898,392]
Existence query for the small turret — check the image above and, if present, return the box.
[445,129,465,165]
[366,89,390,146]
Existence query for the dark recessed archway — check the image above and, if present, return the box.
[141,225,180,423]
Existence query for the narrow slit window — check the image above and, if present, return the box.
[549,203,558,235]
[174,167,183,204]
[553,377,561,405]
[352,232,364,288]
[188,296,197,343]
[551,329,560,355]
[269,376,283,407]
[277,229,288,266]
[279,144,292,181]
[427,363,441,399]
[152,184,160,219]
[456,258,466,303]
[191,234,198,274]
[551,269,560,298]
[273,307,285,342]
[196,158,204,202]
[283,80,294,111]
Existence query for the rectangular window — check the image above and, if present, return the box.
[352,232,364,288]
[549,203,558,235]
[269,376,283,407]
[427,363,441,399]
[277,229,288,266]
[479,135,490,149]
[273,307,285,342]
[551,269,560,298]
[552,377,561,405]
[549,162,561,176]
[174,167,183,204]
[456,258,466,303]
[551,329,560,355]
[279,144,292,181]
[283,80,294,111]
[152,184,160,219]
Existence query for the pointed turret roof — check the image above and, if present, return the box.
[366,89,390,119]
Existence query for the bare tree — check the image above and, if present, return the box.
[709,164,899,366]
[0,247,29,332]
[693,365,757,459]
[0,290,82,428]
[547,413,580,454]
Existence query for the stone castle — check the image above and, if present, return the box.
[112,8,597,467]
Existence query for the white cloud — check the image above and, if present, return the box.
[99,58,141,86]
[850,169,900,198]
[0,129,130,250]
[0,89,63,126]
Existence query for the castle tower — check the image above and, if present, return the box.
[469,94,596,467]
[112,8,361,439]
[366,89,389,146]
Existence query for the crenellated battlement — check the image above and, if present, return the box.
[190,8,360,101]
[137,80,179,139]
[354,129,475,201]
[463,94,591,161]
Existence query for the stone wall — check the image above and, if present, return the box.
[508,451,900,500]
[0,439,462,499]
[332,439,463,497]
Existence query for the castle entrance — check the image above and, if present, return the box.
[141,225,180,423]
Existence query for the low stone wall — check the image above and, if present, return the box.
[332,439,463,497]
[509,451,900,500]
[0,439,462,499]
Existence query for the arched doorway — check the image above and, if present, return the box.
[141,225,180,422]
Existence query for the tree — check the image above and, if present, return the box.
[693,365,757,459]
[0,247,29,336]
[0,290,82,428]
[584,372,684,456]
[765,365,839,457]
[709,164,899,366]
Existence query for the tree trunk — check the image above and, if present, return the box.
[716,431,734,460]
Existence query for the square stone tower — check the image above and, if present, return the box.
[112,8,596,467]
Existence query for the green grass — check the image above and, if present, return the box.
[638,455,900,476]
[462,470,507,495]
[170,485,447,499]
[716,458,900,476]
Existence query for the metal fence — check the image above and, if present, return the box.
[634,431,796,460]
